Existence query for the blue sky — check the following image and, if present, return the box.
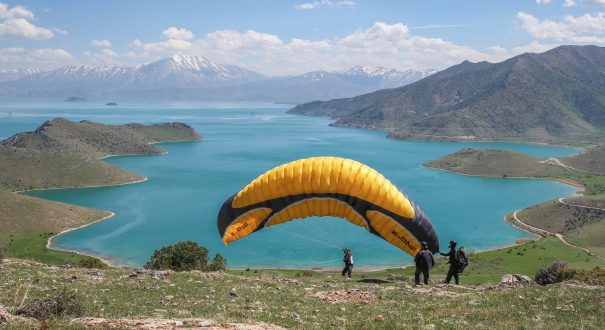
[1,0,605,74]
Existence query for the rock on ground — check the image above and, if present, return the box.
[314,289,376,303]
[497,274,534,289]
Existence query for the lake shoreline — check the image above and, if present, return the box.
[42,163,582,271]
[11,106,579,270]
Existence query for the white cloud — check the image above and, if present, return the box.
[511,41,560,55]
[91,39,111,48]
[162,27,194,40]
[0,3,34,20]
[84,47,122,64]
[0,3,56,40]
[535,0,553,4]
[564,0,605,6]
[185,22,506,74]
[295,0,355,10]
[0,17,53,39]
[52,27,68,36]
[0,47,74,68]
[564,0,577,7]
[517,11,605,42]
[130,27,196,53]
[134,38,192,52]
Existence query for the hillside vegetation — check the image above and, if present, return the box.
[561,145,605,174]
[290,45,605,144]
[0,118,202,192]
[426,146,605,259]
[0,119,202,265]
[1,257,605,329]
[0,191,111,265]
[424,148,573,178]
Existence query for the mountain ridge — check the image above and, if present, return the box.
[0,56,435,102]
[289,45,605,144]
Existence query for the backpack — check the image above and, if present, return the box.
[344,253,352,264]
[455,247,468,272]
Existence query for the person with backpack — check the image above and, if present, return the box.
[414,241,435,285]
[439,240,468,285]
[341,247,353,278]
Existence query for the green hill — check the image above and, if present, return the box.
[424,148,572,178]
[1,257,604,329]
[0,191,111,265]
[0,118,202,191]
[425,147,605,258]
[561,145,605,174]
[289,45,605,144]
[0,119,202,265]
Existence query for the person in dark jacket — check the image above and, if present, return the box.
[439,240,461,285]
[414,241,435,285]
[341,248,353,278]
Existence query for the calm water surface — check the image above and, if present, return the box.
[0,99,579,268]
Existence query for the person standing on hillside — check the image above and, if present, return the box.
[439,240,467,285]
[341,248,354,278]
[414,241,435,285]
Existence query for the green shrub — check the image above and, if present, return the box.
[0,248,4,263]
[16,287,84,320]
[145,241,226,272]
[535,261,567,285]
[560,267,605,286]
[209,254,227,271]
[76,256,106,269]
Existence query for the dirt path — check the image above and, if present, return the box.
[511,211,605,261]
[558,197,605,212]
[540,157,603,175]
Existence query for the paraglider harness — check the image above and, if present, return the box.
[454,247,468,272]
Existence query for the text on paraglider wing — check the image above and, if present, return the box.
[230,222,249,236]
[391,230,416,250]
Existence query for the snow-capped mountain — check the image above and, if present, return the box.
[0,55,263,96]
[340,66,438,88]
[0,56,437,102]
[130,55,264,89]
[0,68,43,83]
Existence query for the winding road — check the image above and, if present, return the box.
[510,207,605,261]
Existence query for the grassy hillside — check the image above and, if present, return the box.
[289,45,605,144]
[424,148,572,178]
[2,118,202,160]
[518,201,605,258]
[0,191,110,265]
[1,257,604,329]
[561,145,605,174]
[403,236,605,285]
[0,145,143,192]
[519,200,605,235]
[0,118,202,266]
[426,147,605,259]
[0,118,202,192]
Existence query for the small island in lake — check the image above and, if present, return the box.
[65,96,86,102]
[106,102,118,106]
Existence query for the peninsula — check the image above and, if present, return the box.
[0,118,202,265]
[425,146,605,258]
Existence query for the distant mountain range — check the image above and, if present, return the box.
[0,55,436,103]
[0,68,43,83]
[289,45,605,144]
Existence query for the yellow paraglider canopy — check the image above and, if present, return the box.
[217,157,438,256]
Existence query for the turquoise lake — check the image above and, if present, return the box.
[0,99,579,269]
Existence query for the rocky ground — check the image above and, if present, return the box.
[1,259,604,329]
